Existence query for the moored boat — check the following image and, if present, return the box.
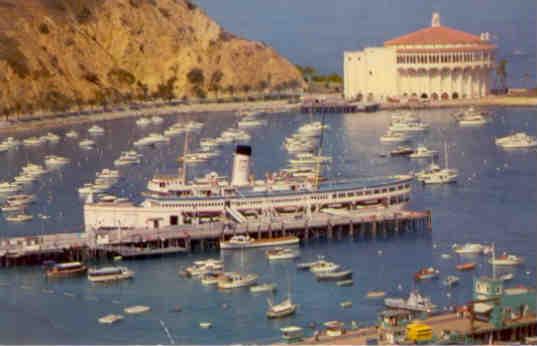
[442,275,460,287]
[250,283,277,293]
[488,254,524,266]
[123,305,150,314]
[266,247,299,261]
[217,272,258,289]
[280,326,304,343]
[98,314,123,324]
[414,267,439,280]
[220,235,299,250]
[88,266,134,283]
[384,290,437,312]
[366,290,386,299]
[266,297,297,319]
[315,269,352,281]
[456,262,476,271]
[46,262,87,278]
[452,243,485,254]
[309,260,340,274]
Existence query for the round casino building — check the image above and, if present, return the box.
[343,13,496,102]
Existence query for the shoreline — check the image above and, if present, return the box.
[0,95,535,135]
[0,99,299,135]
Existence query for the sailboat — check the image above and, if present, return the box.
[218,238,258,289]
[266,274,297,319]
[422,142,458,184]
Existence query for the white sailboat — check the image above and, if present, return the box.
[422,142,457,184]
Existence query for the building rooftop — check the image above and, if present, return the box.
[385,25,484,46]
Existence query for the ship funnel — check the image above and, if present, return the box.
[231,145,251,186]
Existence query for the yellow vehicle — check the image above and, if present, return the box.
[406,323,433,343]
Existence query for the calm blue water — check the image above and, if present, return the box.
[0,107,535,344]
[196,0,536,88]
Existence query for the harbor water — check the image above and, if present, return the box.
[0,107,535,344]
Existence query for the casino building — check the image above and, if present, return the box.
[343,13,496,101]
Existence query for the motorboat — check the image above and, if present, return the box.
[97,169,120,180]
[98,314,124,324]
[184,259,223,277]
[456,262,476,271]
[384,290,437,313]
[415,162,441,181]
[323,321,345,337]
[199,322,212,329]
[151,116,164,124]
[266,247,299,261]
[380,131,410,143]
[22,163,46,176]
[136,117,152,127]
[297,121,328,136]
[315,269,352,281]
[14,174,36,184]
[88,125,105,135]
[200,138,220,150]
[366,290,386,299]
[336,279,354,286]
[250,283,277,293]
[392,112,419,123]
[123,305,150,315]
[220,235,299,250]
[389,146,414,157]
[46,262,87,277]
[45,155,70,167]
[266,297,297,319]
[422,142,457,185]
[5,213,33,222]
[79,139,95,148]
[23,136,45,147]
[414,267,440,280]
[495,132,537,149]
[309,260,340,274]
[217,272,258,289]
[65,130,79,138]
[488,253,524,266]
[1,203,26,212]
[164,125,185,137]
[409,145,438,159]
[78,183,95,195]
[88,266,134,283]
[280,326,304,343]
[442,275,460,287]
[340,300,352,308]
[296,257,325,270]
[452,243,485,254]
[456,107,490,126]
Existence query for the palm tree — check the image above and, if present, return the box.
[495,59,508,92]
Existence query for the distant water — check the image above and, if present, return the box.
[196,0,536,88]
[0,107,535,344]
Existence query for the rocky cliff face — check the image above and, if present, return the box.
[0,0,303,113]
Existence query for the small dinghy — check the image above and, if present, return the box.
[336,279,354,287]
[124,305,150,315]
[366,290,386,299]
[340,300,352,308]
[98,314,123,324]
[199,322,212,329]
[250,283,277,293]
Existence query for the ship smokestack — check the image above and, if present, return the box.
[231,145,251,186]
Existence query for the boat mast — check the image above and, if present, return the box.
[444,141,448,169]
[492,242,496,280]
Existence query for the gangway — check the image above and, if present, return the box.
[225,206,247,224]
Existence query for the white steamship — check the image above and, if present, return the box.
[83,145,413,231]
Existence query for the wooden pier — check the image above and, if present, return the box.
[300,102,380,114]
[0,209,431,267]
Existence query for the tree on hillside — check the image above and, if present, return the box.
[208,70,224,98]
[241,84,251,97]
[495,59,508,91]
[187,68,205,86]
[225,85,235,97]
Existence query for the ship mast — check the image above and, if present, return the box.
[181,130,190,183]
[314,112,327,190]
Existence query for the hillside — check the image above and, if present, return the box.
[0,0,303,115]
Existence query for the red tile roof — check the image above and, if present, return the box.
[385,26,485,46]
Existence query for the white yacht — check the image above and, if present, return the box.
[266,297,297,319]
[409,145,438,159]
[380,131,410,143]
[97,169,120,180]
[79,139,95,149]
[217,272,258,289]
[422,143,458,185]
[136,117,152,127]
[5,213,33,223]
[14,174,36,184]
[5,194,35,206]
[133,133,169,147]
[200,138,220,150]
[297,121,328,136]
[452,243,485,255]
[164,125,185,137]
[250,283,277,293]
[495,132,537,149]
[114,151,142,166]
[220,235,300,250]
[88,125,105,135]
[309,260,340,274]
[238,118,267,128]
[457,107,489,126]
[65,130,79,138]
[266,247,299,261]
[45,155,70,167]
[22,163,46,176]
[184,259,223,277]
[488,254,524,266]
[88,266,134,283]
[78,183,95,195]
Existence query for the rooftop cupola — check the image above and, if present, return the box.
[431,12,441,27]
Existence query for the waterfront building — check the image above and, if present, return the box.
[344,13,496,101]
